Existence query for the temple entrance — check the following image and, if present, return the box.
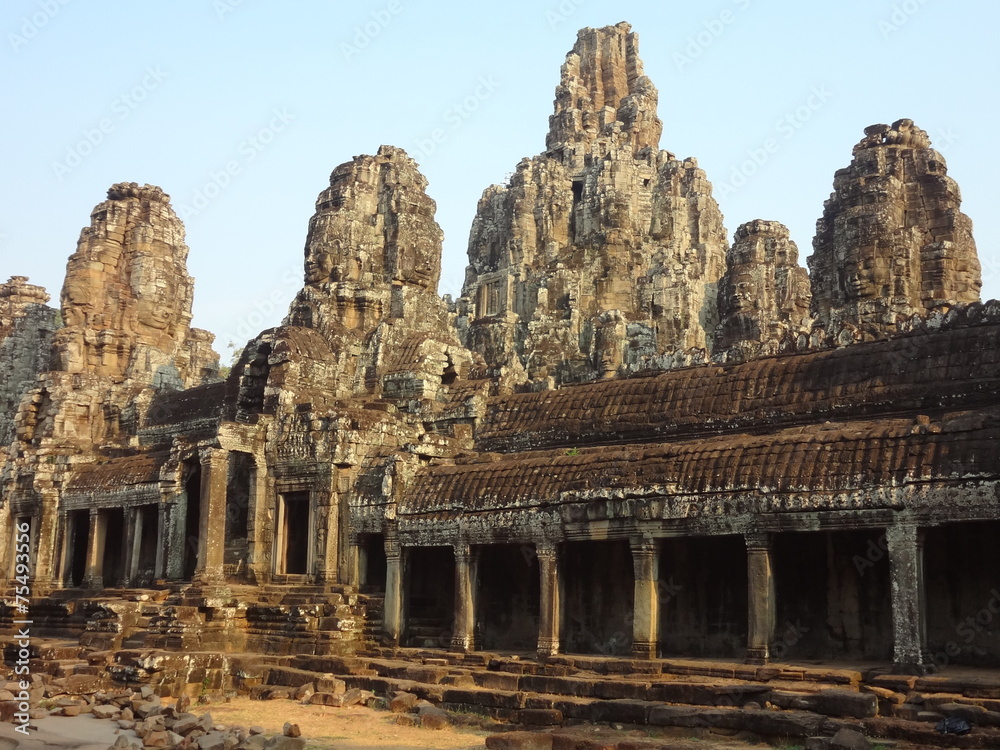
[101,508,126,588]
[358,533,387,592]
[659,536,747,659]
[773,530,892,661]
[182,461,202,581]
[404,546,454,648]
[134,505,159,585]
[925,521,1000,668]
[224,451,254,572]
[67,510,89,587]
[476,544,539,652]
[562,540,633,656]
[276,492,310,575]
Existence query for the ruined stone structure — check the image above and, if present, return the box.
[1,25,998,727]
[809,118,981,340]
[455,23,729,388]
[714,220,812,362]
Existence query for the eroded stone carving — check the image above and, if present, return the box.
[715,220,812,362]
[808,119,981,339]
[456,23,728,388]
[55,182,219,386]
[0,277,59,450]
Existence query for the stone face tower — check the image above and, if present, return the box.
[282,146,471,401]
[808,119,981,338]
[715,220,812,361]
[457,23,728,388]
[55,182,219,387]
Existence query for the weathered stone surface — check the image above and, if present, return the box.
[715,220,811,361]
[0,276,58,450]
[281,146,472,401]
[55,182,218,384]
[457,22,727,388]
[830,727,871,750]
[809,119,981,339]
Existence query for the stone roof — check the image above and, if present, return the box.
[65,452,168,492]
[403,408,1000,517]
[477,321,1000,453]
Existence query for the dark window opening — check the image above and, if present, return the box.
[224,452,253,570]
[404,546,454,648]
[441,357,458,386]
[68,510,89,587]
[101,508,126,588]
[282,492,310,575]
[358,533,387,593]
[182,461,202,581]
[135,505,158,586]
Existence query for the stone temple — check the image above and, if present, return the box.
[2,22,1000,746]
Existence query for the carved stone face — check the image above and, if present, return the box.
[131,251,178,331]
[62,274,96,327]
[305,246,333,285]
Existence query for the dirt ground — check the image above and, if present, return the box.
[205,698,491,750]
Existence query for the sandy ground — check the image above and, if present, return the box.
[0,702,491,750]
[201,699,491,750]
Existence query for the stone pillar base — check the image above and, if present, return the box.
[745,648,769,666]
[450,635,475,653]
[631,640,657,660]
[537,638,559,660]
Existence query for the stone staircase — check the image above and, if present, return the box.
[7,633,1000,746]
[359,593,383,648]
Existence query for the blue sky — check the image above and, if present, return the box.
[3,0,998,353]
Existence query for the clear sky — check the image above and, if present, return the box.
[3,0,998,354]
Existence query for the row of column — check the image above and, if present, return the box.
[382,525,929,672]
[51,447,232,589]
[55,505,157,588]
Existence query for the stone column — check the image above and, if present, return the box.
[347,534,361,588]
[536,543,561,659]
[246,465,270,584]
[32,493,60,590]
[127,507,144,584]
[151,506,164,580]
[162,503,181,580]
[383,534,404,646]
[55,511,71,588]
[82,509,107,589]
[746,532,776,664]
[631,539,660,659]
[451,544,477,653]
[887,522,928,674]
[195,448,228,584]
